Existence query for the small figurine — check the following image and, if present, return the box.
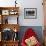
[15,0,17,7]
[5,18,8,24]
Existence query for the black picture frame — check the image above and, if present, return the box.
[24,8,37,19]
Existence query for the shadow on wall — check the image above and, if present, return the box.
[18,26,43,44]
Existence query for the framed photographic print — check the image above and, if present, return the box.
[24,8,37,19]
[2,10,9,15]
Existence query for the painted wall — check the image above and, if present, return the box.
[17,0,44,26]
[0,0,44,26]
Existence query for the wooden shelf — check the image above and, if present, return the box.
[0,7,19,46]
[0,40,19,46]
[0,24,19,32]
[2,40,19,42]
[0,7,19,10]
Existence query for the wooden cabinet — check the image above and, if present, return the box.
[0,7,19,24]
[2,41,19,46]
[0,41,19,46]
[0,7,19,46]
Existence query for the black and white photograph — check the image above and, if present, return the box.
[24,8,37,19]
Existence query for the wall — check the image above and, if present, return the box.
[17,0,44,26]
[0,0,15,7]
[0,0,44,26]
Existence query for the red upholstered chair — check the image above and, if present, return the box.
[21,28,41,46]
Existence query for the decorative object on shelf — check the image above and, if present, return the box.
[0,15,1,24]
[13,32,18,41]
[24,8,37,19]
[15,0,17,7]
[9,10,18,15]
[1,28,19,41]
[5,18,8,24]
[14,28,17,32]
[2,16,8,24]
[0,10,2,15]
[1,28,13,41]
[13,28,18,41]
[2,10,9,15]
